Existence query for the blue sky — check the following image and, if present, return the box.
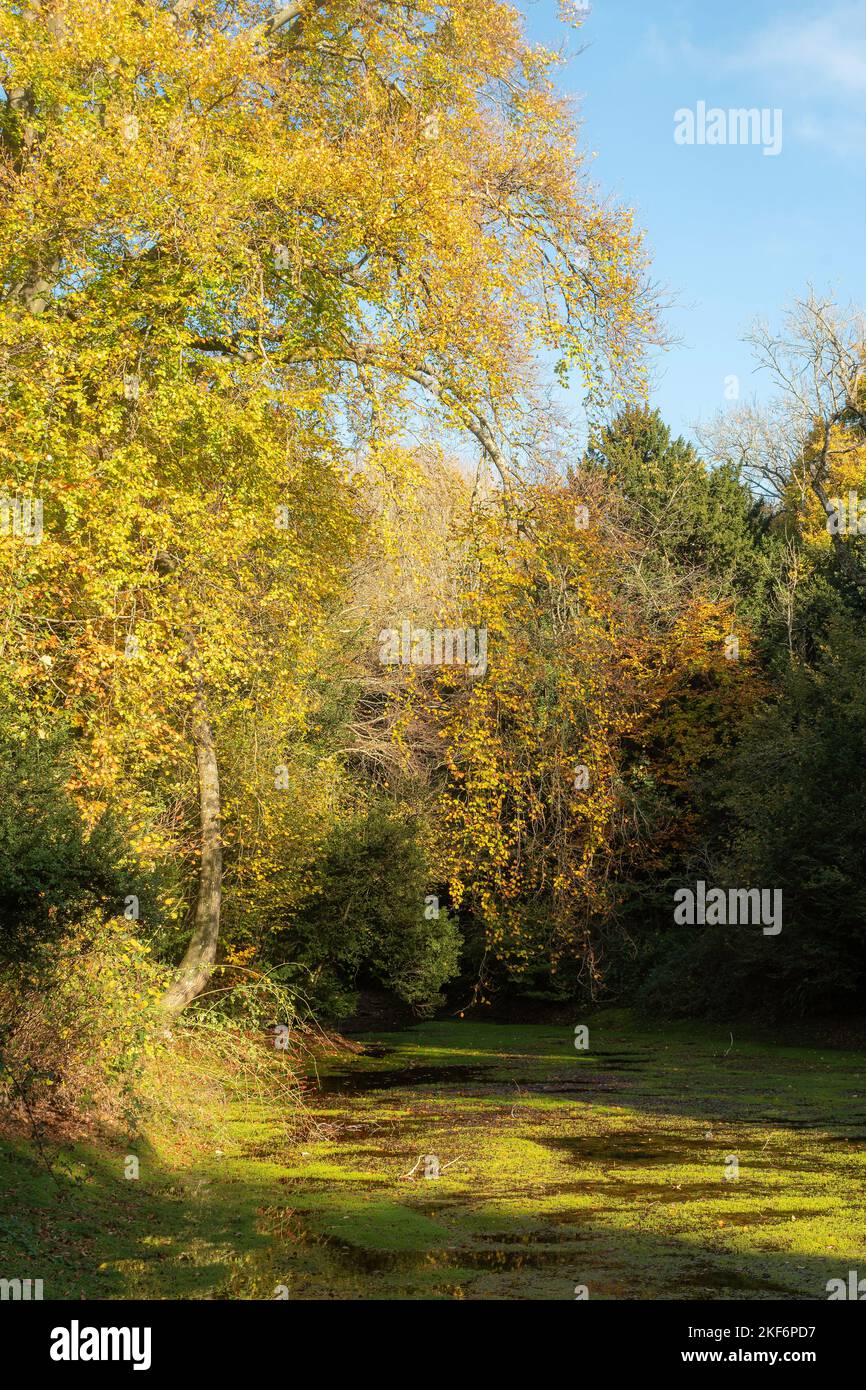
[519,0,866,444]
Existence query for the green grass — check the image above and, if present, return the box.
[2,1013,865,1299]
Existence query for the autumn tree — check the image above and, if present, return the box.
[0,0,657,1010]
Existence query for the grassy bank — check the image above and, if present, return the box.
[2,1014,865,1299]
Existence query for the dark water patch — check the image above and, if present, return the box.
[455,1229,590,1246]
[325,1147,400,1163]
[605,1181,765,1204]
[316,1058,653,1101]
[511,1067,647,1091]
[535,1130,828,1171]
[319,1234,587,1275]
[316,1057,654,1100]
[515,1076,628,1095]
[454,1245,586,1272]
[324,1121,406,1142]
[758,1116,866,1132]
[750,1157,828,1173]
[247,1118,419,1156]
[317,1064,494,1095]
[545,1206,617,1224]
[538,1133,712,1166]
[683,1265,807,1297]
[709,1208,821,1227]
[574,1053,652,1071]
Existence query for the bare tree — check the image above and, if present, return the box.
[701,291,866,578]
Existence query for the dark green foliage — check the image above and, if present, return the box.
[270,806,461,1019]
[589,405,771,619]
[577,407,866,1020]
[0,729,157,965]
[719,625,866,1008]
[633,618,866,1019]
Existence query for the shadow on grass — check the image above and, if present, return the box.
[0,1128,280,1299]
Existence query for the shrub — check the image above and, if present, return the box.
[0,914,168,1128]
[0,729,160,967]
[269,806,462,1018]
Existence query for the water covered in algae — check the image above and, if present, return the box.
[2,1015,865,1299]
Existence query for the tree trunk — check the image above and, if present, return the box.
[160,686,222,1017]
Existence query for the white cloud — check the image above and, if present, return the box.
[732,5,866,96]
[644,25,703,70]
[645,4,866,161]
[792,113,866,160]
[646,4,866,96]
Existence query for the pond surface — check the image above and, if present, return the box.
[258,1018,866,1299]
